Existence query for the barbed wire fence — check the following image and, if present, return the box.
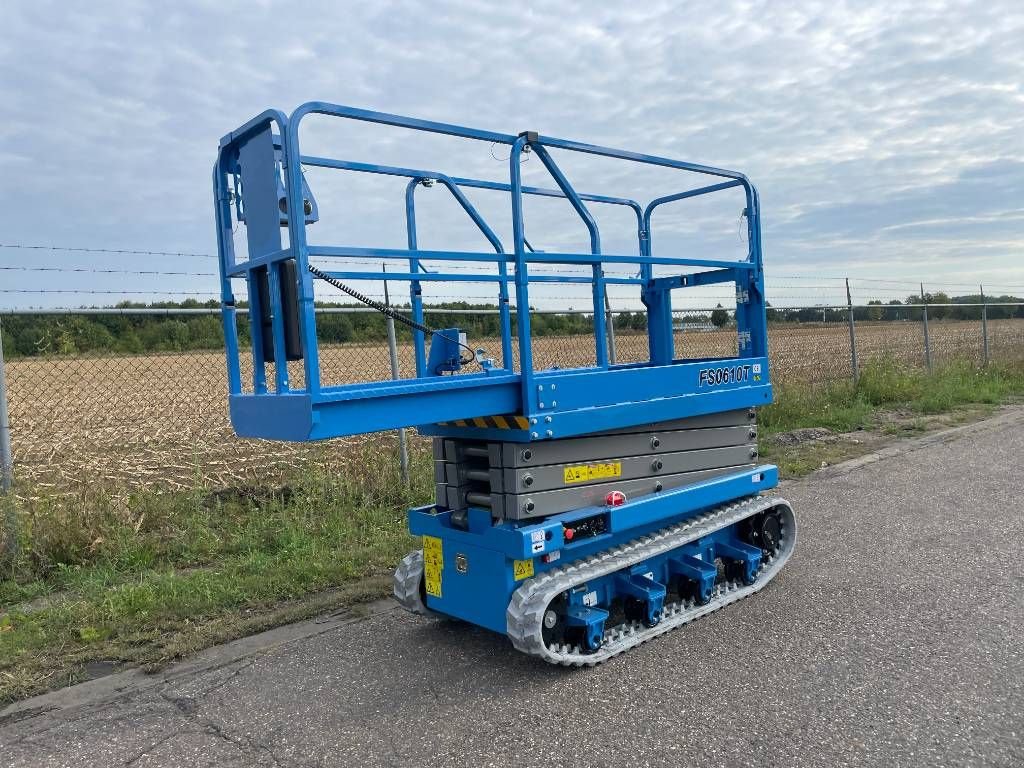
[0,244,1022,499]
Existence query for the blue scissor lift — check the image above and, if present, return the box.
[214,103,796,665]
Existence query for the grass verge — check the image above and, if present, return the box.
[0,440,433,704]
[1,358,1023,704]
[759,359,1024,475]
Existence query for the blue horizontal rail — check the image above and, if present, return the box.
[322,270,506,284]
[306,245,753,270]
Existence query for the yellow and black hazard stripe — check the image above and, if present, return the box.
[437,413,530,430]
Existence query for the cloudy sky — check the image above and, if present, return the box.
[2,0,1023,309]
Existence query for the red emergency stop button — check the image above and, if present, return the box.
[606,490,626,506]
[563,527,575,541]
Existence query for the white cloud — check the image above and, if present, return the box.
[1,0,1022,307]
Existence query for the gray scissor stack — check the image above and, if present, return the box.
[435,408,759,523]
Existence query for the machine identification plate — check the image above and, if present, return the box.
[698,364,752,388]
[513,558,535,581]
[423,535,443,597]
[563,461,622,485]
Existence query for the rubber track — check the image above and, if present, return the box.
[393,551,432,616]
[505,494,796,666]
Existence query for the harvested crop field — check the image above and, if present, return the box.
[5,319,1022,493]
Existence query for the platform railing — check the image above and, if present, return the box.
[215,102,765,419]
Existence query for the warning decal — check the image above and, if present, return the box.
[513,558,535,581]
[563,461,622,485]
[423,535,443,598]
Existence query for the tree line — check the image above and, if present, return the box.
[0,300,597,358]
[766,293,1024,324]
[1,293,1020,358]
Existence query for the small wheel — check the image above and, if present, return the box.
[624,597,660,628]
[623,597,644,624]
[725,559,757,586]
[678,576,711,606]
[746,511,782,553]
[541,597,568,647]
[740,566,758,587]
[567,625,603,653]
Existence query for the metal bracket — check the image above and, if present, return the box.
[564,604,609,651]
[615,570,666,625]
[668,553,717,603]
[716,539,763,584]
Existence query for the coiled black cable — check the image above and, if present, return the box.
[306,263,480,368]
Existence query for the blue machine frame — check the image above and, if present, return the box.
[214,104,791,657]
[213,103,773,445]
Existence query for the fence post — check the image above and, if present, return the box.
[0,315,17,561]
[980,284,989,366]
[920,283,932,372]
[845,278,858,384]
[383,267,410,487]
[604,290,617,365]
[0,316,12,494]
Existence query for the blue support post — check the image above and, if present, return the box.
[266,263,290,392]
[509,136,536,406]
[642,284,674,365]
[245,268,268,394]
[404,180,428,377]
[283,116,322,397]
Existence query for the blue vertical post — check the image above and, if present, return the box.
[638,205,664,364]
[643,288,674,365]
[282,119,322,396]
[246,267,268,394]
[404,180,428,377]
[496,261,513,371]
[733,185,767,360]
[509,136,536,417]
[638,213,673,365]
[383,264,410,485]
[267,265,290,392]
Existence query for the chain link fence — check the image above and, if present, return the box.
[0,303,1022,496]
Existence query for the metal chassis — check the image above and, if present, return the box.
[213,103,772,443]
[408,464,778,634]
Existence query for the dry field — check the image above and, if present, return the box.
[5,319,1022,494]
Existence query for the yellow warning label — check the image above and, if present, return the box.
[563,461,622,485]
[513,558,535,581]
[424,571,442,598]
[422,535,443,597]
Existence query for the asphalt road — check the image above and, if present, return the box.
[2,409,1023,768]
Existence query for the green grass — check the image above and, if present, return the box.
[0,440,434,703]
[760,358,1024,437]
[1,357,1022,704]
[757,359,1024,476]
